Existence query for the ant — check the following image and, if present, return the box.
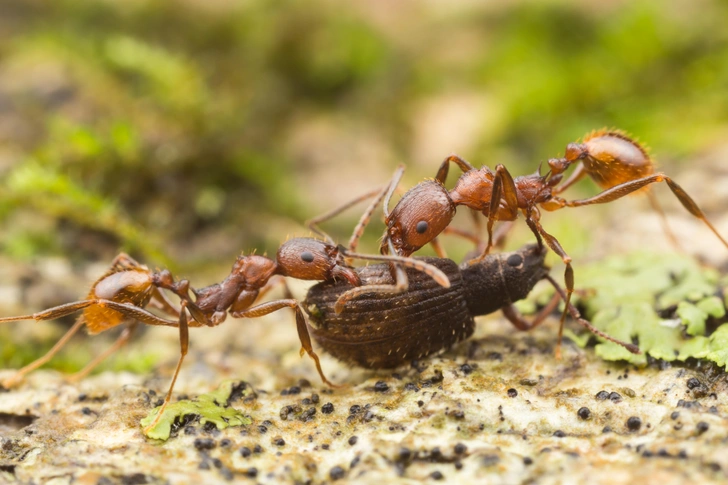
[0,181,450,433]
[345,130,728,355]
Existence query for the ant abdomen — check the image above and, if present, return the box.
[579,130,654,190]
[86,268,155,333]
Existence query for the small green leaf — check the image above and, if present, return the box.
[697,296,726,319]
[141,380,252,441]
[677,302,707,337]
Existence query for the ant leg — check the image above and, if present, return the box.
[382,165,406,220]
[501,293,561,330]
[471,165,519,262]
[334,262,408,315]
[230,300,338,387]
[336,242,453,313]
[67,323,139,382]
[646,190,683,251]
[429,237,447,258]
[435,155,475,184]
[341,249,450,287]
[143,301,190,434]
[306,187,384,246]
[148,288,181,318]
[0,299,186,328]
[1,318,86,388]
[524,214,574,358]
[544,275,640,355]
[551,163,587,195]
[349,165,406,252]
[442,226,482,245]
[565,173,728,249]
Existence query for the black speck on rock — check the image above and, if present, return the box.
[460,363,473,375]
[507,388,518,398]
[193,438,216,451]
[553,430,565,438]
[348,436,358,446]
[577,407,591,420]
[330,466,346,481]
[609,392,622,403]
[404,382,420,392]
[321,403,334,414]
[696,421,710,434]
[373,381,389,392]
[430,471,444,480]
[454,443,467,455]
[240,447,251,458]
[686,377,701,389]
[626,417,642,431]
[595,391,610,400]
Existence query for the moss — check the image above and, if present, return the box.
[527,251,728,368]
[141,380,252,440]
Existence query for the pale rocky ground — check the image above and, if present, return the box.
[1,159,728,485]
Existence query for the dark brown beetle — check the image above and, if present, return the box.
[305,244,639,369]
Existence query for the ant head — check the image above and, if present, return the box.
[276,238,360,285]
[383,180,456,256]
[564,142,587,162]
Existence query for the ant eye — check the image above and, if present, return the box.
[416,220,429,234]
[301,251,315,263]
[506,254,523,267]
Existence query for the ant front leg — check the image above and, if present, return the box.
[230,299,339,387]
[305,186,385,247]
[334,240,452,314]
[435,155,475,184]
[564,173,728,249]
[143,300,190,435]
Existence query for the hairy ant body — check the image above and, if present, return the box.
[0,183,449,433]
[361,130,728,355]
[305,244,639,369]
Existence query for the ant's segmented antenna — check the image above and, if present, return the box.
[341,248,450,289]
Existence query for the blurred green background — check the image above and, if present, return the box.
[1,0,727,276]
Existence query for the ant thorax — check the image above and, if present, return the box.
[449,169,494,211]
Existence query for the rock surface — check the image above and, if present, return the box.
[2,314,728,484]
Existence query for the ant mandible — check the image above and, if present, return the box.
[368,130,728,353]
[0,180,450,433]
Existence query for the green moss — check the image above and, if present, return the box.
[141,380,252,440]
[525,251,728,368]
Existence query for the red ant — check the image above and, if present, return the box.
[353,130,728,355]
[0,181,449,433]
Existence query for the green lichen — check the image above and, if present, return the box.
[527,251,728,367]
[141,380,252,440]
